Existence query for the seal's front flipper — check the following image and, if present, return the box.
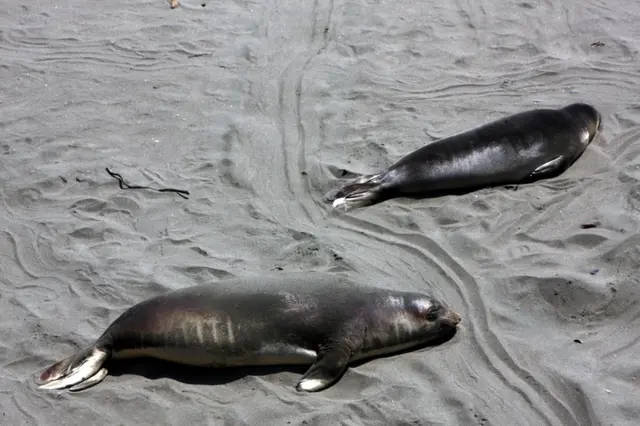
[529,155,564,179]
[295,346,352,392]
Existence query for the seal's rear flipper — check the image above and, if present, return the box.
[324,174,384,212]
[295,347,351,392]
[35,345,110,391]
[69,367,109,392]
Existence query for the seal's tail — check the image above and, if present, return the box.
[324,174,385,211]
[35,345,111,392]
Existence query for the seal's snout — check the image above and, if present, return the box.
[442,310,461,327]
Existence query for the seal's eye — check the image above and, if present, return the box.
[409,298,443,322]
[425,307,439,321]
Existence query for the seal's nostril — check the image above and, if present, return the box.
[444,311,461,325]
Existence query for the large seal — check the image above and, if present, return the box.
[34,273,460,393]
[325,103,601,210]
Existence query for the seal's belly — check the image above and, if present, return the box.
[112,344,318,367]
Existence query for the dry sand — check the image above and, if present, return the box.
[1,0,639,425]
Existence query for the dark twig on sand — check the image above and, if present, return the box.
[105,167,190,199]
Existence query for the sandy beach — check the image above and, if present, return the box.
[1,0,639,425]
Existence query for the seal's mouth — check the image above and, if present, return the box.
[441,310,461,327]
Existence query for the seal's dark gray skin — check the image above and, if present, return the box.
[34,273,461,393]
[325,103,601,211]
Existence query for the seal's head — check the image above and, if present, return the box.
[379,292,461,339]
[561,103,601,144]
[361,293,460,357]
[405,295,461,332]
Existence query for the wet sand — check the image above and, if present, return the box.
[1,0,639,425]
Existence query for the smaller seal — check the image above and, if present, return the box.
[33,273,460,393]
[325,103,601,211]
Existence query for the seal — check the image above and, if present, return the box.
[325,103,601,210]
[34,273,461,393]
